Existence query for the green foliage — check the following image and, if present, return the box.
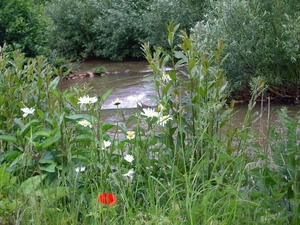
[0,164,17,224]
[45,0,206,60]
[46,0,99,59]
[0,0,49,57]
[1,23,300,224]
[92,66,106,74]
[192,0,300,89]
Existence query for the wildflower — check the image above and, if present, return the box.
[102,140,111,149]
[141,108,159,118]
[158,115,172,127]
[124,154,134,163]
[127,94,145,106]
[162,73,172,82]
[111,98,121,106]
[157,104,165,113]
[97,193,117,206]
[75,167,86,173]
[78,120,92,128]
[123,169,134,181]
[126,131,135,140]
[21,107,35,117]
[78,95,97,106]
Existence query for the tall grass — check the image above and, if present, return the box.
[0,24,299,224]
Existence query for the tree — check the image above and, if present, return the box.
[0,0,48,57]
[192,0,300,89]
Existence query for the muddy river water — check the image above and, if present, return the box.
[61,59,300,128]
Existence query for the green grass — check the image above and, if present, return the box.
[0,24,299,225]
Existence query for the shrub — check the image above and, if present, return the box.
[0,0,49,57]
[191,0,300,89]
[45,0,207,60]
[92,65,106,74]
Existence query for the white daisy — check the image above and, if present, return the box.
[78,120,92,128]
[157,104,165,113]
[162,73,172,82]
[124,154,134,163]
[123,169,134,181]
[158,115,173,127]
[126,131,135,140]
[127,94,145,106]
[102,140,111,149]
[141,108,159,118]
[75,167,86,173]
[78,95,97,106]
[21,107,35,117]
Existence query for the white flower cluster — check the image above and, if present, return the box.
[141,105,172,127]
[78,95,98,107]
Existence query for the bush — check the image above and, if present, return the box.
[0,0,49,57]
[92,65,106,74]
[1,24,300,224]
[45,0,99,59]
[191,0,300,89]
[45,0,207,60]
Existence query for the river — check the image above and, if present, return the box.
[61,58,299,127]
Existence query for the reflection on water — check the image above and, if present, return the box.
[61,59,299,125]
[61,72,155,109]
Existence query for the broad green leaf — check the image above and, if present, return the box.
[0,135,17,143]
[65,114,97,122]
[20,119,41,136]
[72,134,92,143]
[39,163,56,173]
[36,187,68,205]
[21,174,46,195]
[41,133,61,149]
[100,88,113,103]
[32,130,51,141]
[48,76,60,90]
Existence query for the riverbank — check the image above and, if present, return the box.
[64,67,300,105]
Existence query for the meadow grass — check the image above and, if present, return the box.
[0,24,299,224]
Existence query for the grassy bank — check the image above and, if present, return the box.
[0,24,299,225]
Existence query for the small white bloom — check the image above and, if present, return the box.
[78,95,97,106]
[126,131,135,140]
[21,107,35,117]
[75,167,86,173]
[127,94,145,106]
[111,98,121,106]
[78,120,92,128]
[162,73,172,82]
[123,168,134,181]
[157,104,165,113]
[102,140,111,149]
[141,108,159,118]
[158,115,173,126]
[124,154,134,163]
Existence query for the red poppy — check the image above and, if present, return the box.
[97,193,117,206]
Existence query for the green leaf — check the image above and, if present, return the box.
[21,175,46,195]
[48,76,60,90]
[65,114,97,122]
[36,187,68,205]
[41,133,61,149]
[100,88,113,103]
[72,134,92,143]
[0,135,17,143]
[32,130,51,141]
[39,163,56,173]
[20,119,41,136]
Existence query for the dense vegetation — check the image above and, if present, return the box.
[1,0,299,87]
[1,23,300,224]
[1,1,300,223]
